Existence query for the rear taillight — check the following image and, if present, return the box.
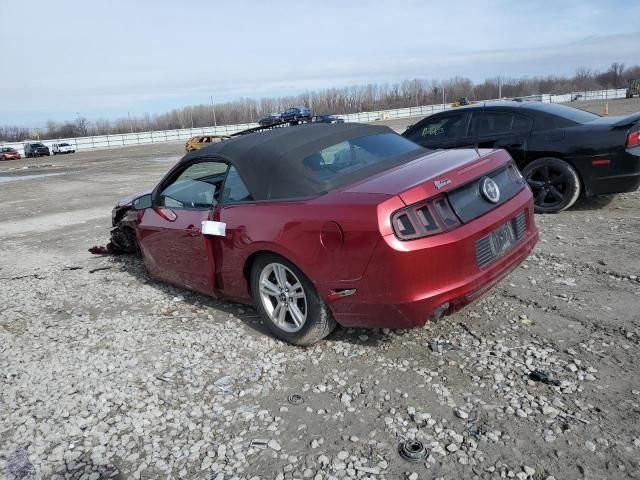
[391,195,461,240]
[627,130,640,148]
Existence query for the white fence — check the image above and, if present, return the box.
[1,88,628,156]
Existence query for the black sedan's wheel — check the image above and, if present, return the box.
[522,157,581,213]
[251,254,336,345]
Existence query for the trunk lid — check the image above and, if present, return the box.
[344,148,514,205]
[585,112,640,129]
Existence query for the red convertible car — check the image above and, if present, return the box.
[100,123,538,344]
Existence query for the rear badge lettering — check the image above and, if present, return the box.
[434,178,451,189]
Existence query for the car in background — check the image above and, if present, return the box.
[258,113,282,127]
[627,79,640,99]
[0,147,21,160]
[97,123,538,345]
[23,142,50,158]
[52,142,76,155]
[185,135,229,152]
[311,114,345,124]
[281,106,311,123]
[402,102,640,213]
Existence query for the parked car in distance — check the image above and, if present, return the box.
[312,114,345,124]
[52,142,76,155]
[98,123,538,345]
[23,142,50,158]
[185,135,229,152]
[402,101,640,213]
[0,147,21,160]
[627,79,640,99]
[258,113,283,127]
[281,106,311,123]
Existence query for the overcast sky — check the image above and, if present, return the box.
[1,0,639,126]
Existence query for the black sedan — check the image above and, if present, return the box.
[312,114,345,124]
[258,113,282,127]
[402,102,640,213]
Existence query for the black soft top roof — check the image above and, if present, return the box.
[183,123,416,201]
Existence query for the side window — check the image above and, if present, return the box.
[159,161,228,209]
[469,113,512,136]
[534,114,573,131]
[406,114,467,142]
[220,166,253,203]
[512,115,533,132]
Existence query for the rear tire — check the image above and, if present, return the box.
[522,157,581,213]
[250,253,336,345]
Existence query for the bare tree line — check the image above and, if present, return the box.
[2,62,638,142]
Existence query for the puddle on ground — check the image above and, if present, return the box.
[0,173,66,183]
[152,155,181,163]
[7,163,55,171]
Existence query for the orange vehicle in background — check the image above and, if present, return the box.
[185,135,229,152]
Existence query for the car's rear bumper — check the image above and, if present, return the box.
[326,188,538,328]
[579,147,640,196]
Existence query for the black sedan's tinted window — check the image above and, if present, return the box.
[469,112,513,136]
[405,114,467,142]
[512,115,533,132]
[527,102,600,124]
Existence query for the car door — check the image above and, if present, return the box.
[136,159,229,294]
[403,112,472,149]
[467,111,532,164]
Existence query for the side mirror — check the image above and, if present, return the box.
[132,194,152,210]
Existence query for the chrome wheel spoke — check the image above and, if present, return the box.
[260,278,280,297]
[273,264,288,288]
[276,303,287,326]
[289,282,304,298]
[289,304,305,327]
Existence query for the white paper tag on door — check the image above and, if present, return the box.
[201,220,226,236]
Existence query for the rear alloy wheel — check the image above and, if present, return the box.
[522,157,581,213]
[251,254,336,345]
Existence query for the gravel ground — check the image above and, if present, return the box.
[1,99,640,480]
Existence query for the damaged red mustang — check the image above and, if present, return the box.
[97,123,538,345]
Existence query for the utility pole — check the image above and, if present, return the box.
[498,78,502,99]
[127,112,133,133]
[442,84,446,107]
[190,108,194,128]
[210,96,217,127]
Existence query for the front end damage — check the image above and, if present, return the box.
[89,199,140,255]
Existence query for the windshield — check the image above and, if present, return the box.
[59,143,70,146]
[32,143,45,148]
[301,133,423,186]
[527,103,600,124]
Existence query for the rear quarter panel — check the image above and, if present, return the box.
[527,125,631,195]
[214,192,390,301]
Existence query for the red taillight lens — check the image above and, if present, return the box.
[391,195,461,240]
[627,130,640,148]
